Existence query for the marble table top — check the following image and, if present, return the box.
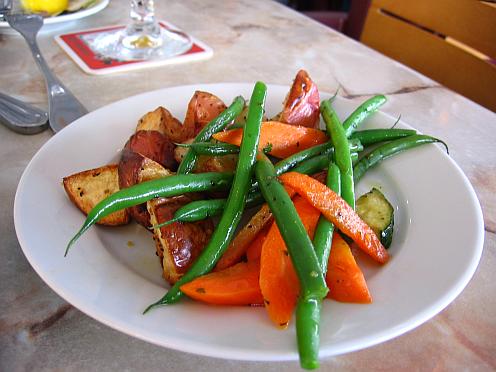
[1,0,495,370]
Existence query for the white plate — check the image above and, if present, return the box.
[14,83,484,361]
[0,0,109,32]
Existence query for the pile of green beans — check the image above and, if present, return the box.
[152,147,361,230]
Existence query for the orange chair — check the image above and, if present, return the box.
[361,0,496,112]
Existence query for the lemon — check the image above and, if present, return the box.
[22,0,69,16]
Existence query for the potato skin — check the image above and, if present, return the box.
[279,69,320,128]
[183,91,227,135]
[118,149,171,227]
[125,130,177,171]
[148,196,214,284]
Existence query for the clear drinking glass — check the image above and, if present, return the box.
[91,0,192,61]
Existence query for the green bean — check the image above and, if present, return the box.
[144,82,267,310]
[176,141,276,156]
[350,128,416,146]
[274,138,363,175]
[175,142,240,156]
[296,298,321,369]
[155,144,361,232]
[65,172,234,256]
[294,164,341,369]
[255,153,327,370]
[321,99,355,209]
[312,163,341,272]
[353,134,448,182]
[177,96,245,174]
[149,198,227,230]
[343,95,387,137]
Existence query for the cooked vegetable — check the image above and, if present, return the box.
[278,69,320,128]
[295,298,321,370]
[145,82,267,309]
[312,163,341,272]
[159,144,360,229]
[350,128,416,146]
[147,196,214,284]
[246,224,270,261]
[175,142,240,156]
[356,188,394,248]
[118,149,173,227]
[255,155,328,298]
[326,233,372,303]
[62,76,451,371]
[177,96,245,174]
[255,153,328,370]
[135,106,185,141]
[215,202,274,271]
[63,164,129,226]
[290,152,357,177]
[213,121,328,158]
[180,260,264,306]
[65,172,234,256]
[259,195,321,328]
[342,94,387,137]
[272,138,363,176]
[150,198,226,230]
[278,172,389,264]
[321,99,356,209]
[122,129,177,170]
[182,91,228,137]
[353,134,447,182]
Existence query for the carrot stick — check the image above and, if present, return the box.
[180,260,264,305]
[278,172,389,264]
[246,224,271,261]
[326,233,372,303]
[213,121,328,158]
[259,196,321,328]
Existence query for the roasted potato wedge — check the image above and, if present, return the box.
[277,69,320,128]
[118,149,173,227]
[124,129,177,171]
[183,91,227,136]
[63,164,129,226]
[148,196,214,284]
[136,106,192,144]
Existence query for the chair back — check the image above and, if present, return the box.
[361,0,496,111]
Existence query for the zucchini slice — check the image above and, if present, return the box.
[356,188,394,248]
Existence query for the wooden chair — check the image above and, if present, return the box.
[360,0,496,112]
